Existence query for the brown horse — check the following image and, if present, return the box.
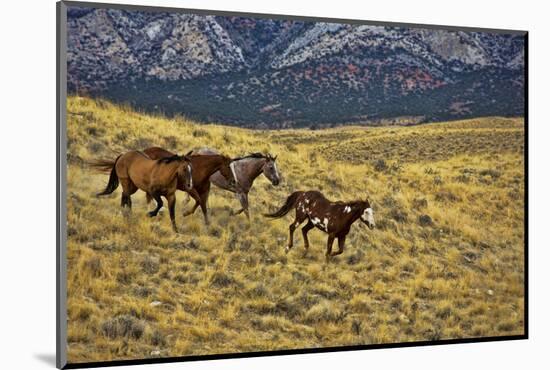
[143,147,236,225]
[264,190,375,261]
[93,150,193,232]
[192,149,281,219]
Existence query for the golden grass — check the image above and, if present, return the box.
[66,96,525,363]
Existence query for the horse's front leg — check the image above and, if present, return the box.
[166,193,178,233]
[199,186,210,225]
[231,192,249,219]
[148,192,163,217]
[330,234,347,257]
[182,188,201,217]
[242,192,250,220]
[325,234,336,263]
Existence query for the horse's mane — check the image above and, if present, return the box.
[158,154,185,164]
[233,152,274,161]
[333,199,366,207]
[135,150,152,159]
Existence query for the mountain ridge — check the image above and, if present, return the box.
[67,7,525,128]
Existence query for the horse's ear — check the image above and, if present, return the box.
[274,155,278,160]
[185,150,193,156]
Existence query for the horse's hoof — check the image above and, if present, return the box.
[285,246,291,254]
[147,211,157,217]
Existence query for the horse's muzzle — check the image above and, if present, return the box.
[361,219,375,229]
[272,179,280,186]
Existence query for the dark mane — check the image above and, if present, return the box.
[157,154,185,164]
[233,152,273,161]
[332,199,367,207]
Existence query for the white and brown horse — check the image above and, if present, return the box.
[264,190,375,261]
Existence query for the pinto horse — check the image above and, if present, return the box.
[264,190,375,261]
[192,149,281,219]
[143,147,236,225]
[93,150,193,232]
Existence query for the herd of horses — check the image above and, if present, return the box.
[91,147,375,261]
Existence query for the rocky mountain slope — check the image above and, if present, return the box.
[67,6,525,128]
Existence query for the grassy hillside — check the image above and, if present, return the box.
[65,96,525,363]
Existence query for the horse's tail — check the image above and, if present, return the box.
[87,158,117,173]
[96,155,121,196]
[264,191,303,219]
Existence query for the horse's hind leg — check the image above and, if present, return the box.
[301,221,314,257]
[199,185,211,225]
[148,192,163,217]
[166,193,178,233]
[122,194,134,209]
[286,212,306,254]
[121,194,130,208]
[120,178,137,210]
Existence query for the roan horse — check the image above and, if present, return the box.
[143,147,236,225]
[193,149,281,219]
[93,150,193,232]
[264,190,375,261]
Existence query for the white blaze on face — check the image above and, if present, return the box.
[361,207,375,225]
[187,164,193,188]
[273,161,280,182]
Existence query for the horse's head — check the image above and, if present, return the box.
[262,154,281,186]
[176,151,193,191]
[359,198,376,229]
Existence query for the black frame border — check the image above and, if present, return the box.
[56,1,529,369]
